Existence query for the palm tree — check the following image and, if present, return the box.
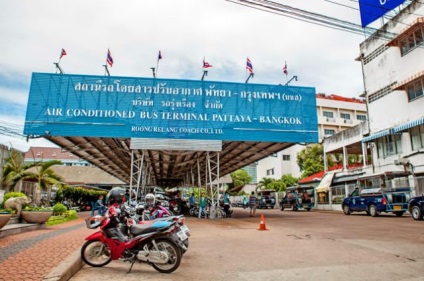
[2,149,39,192]
[24,160,64,203]
[257,177,274,191]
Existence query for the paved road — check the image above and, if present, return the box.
[70,208,424,281]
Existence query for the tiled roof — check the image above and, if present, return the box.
[299,163,363,184]
[316,93,365,103]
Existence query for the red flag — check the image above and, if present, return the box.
[283,61,288,75]
[106,49,114,67]
[203,57,212,68]
[60,48,67,59]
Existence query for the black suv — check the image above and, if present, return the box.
[408,194,424,220]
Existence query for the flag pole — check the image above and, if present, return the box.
[201,70,208,81]
[245,73,253,83]
[103,65,110,76]
[54,49,66,74]
[285,76,298,86]
[156,51,162,77]
[54,63,64,74]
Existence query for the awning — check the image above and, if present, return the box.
[362,129,391,143]
[316,172,335,193]
[392,70,424,90]
[392,116,424,133]
[386,17,424,47]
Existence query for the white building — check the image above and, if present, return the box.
[257,93,367,180]
[359,1,424,192]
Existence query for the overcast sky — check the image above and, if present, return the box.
[0,0,371,147]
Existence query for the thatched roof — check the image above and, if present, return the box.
[51,166,125,186]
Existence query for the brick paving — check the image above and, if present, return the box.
[0,212,93,281]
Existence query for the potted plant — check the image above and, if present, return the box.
[21,206,53,224]
[0,208,13,229]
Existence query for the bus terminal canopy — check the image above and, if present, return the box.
[24,73,318,187]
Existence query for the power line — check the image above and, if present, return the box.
[225,0,413,41]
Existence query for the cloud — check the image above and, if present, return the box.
[0,0,368,128]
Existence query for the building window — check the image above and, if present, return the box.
[399,26,424,56]
[357,114,367,121]
[411,124,424,150]
[282,154,290,161]
[376,134,402,158]
[324,129,335,136]
[406,78,424,101]
[340,113,351,120]
[266,168,274,176]
[323,111,334,118]
[317,191,329,204]
[331,185,347,204]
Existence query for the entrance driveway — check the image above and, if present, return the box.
[70,208,424,281]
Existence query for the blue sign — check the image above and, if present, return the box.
[359,0,407,27]
[24,73,318,143]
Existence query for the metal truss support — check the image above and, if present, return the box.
[129,150,145,203]
[206,151,222,219]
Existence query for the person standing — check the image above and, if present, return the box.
[223,192,231,217]
[189,193,196,208]
[199,193,207,219]
[249,191,257,217]
[96,195,106,216]
[242,196,248,209]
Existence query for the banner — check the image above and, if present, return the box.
[24,73,318,143]
[359,0,407,27]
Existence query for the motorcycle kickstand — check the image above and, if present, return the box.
[127,259,136,274]
[126,254,137,274]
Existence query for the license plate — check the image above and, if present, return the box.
[393,205,401,211]
[177,230,188,241]
[179,225,189,233]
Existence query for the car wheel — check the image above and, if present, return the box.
[343,204,351,215]
[369,204,380,217]
[411,206,423,221]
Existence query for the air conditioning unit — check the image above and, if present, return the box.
[394,158,409,165]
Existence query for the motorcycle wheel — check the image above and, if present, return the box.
[81,240,112,267]
[150,238,182,273]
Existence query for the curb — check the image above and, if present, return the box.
[43,250,84,281]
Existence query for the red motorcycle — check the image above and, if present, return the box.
[81,205,182,274]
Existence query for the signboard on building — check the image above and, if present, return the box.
[24,73,318,143]
[359,0,407,27]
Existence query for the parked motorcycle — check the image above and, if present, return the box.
[144,193,173,220]
[81,205,183,274]
[119,203,190,255]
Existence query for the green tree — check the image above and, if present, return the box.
[23,160,64,203]
[268,180,286,191]
[230,169,252,189]
[297,144,333,179]
[280,174,298,188]
[2,149,39,192]
[257,177,274,190]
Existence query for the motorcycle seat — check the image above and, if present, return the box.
[130,221,173,236]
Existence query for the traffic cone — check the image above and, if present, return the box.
[258,214,268,231]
